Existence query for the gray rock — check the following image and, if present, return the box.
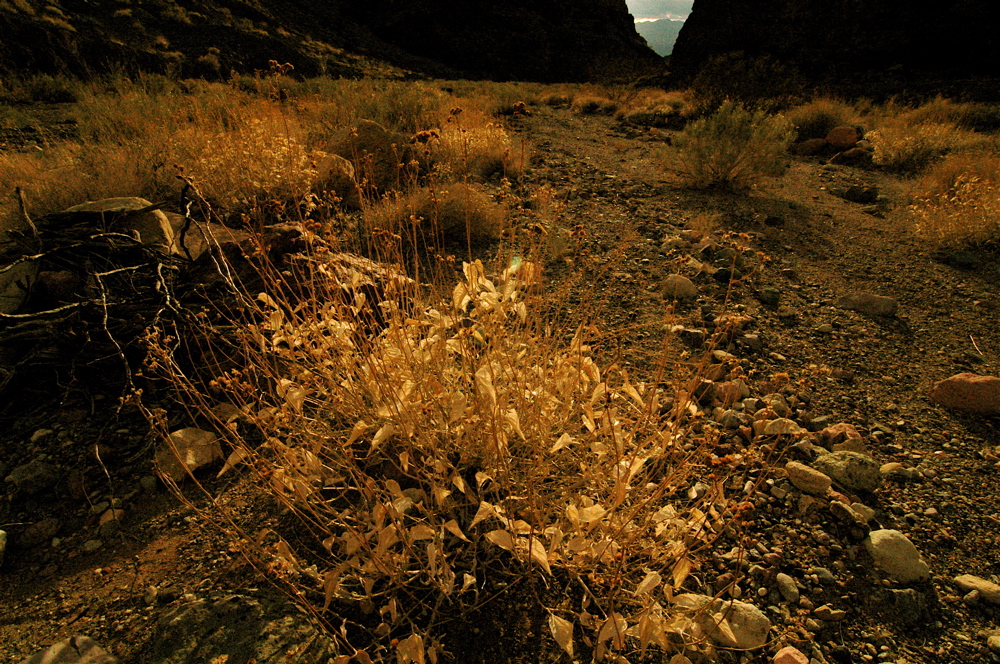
[836,293,898,317]
[785,461,832,496]
[82,539,103,553]
[19,635,118,663]
[812,451,882,492]
[775,573,800,603]
[954,575,1000,604]
[148,593,337,664]
[662,274,698,301]
[4,459,60,496]
[864,529,931,582]
[811,567,837,585]
[873,588,927,625]
[20,517,61,548]
[673,594,771,650]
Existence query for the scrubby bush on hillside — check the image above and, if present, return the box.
[689,52,804,114]
[670,101,794,189]
[785,98,860,140]
[908,152,1000,247]
[363,182,505,255]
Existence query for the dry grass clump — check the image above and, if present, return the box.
[571,95,619,116]
[866,119,973,175]
[907,151,1000,247]
[145,236,754,663]
[428,114,526,182]
[617,90,692,128]
[902,96,1000,132]
[785,98,860,140]
[1,75,534,232]
[669,101,795,190]
[363,182,505,252]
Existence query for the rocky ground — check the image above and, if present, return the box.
[1,101,999,664]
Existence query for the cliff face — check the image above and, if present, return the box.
[342,0,662,81]
[671,0,999,82]
[0,0,661,81]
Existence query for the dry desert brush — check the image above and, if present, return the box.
[669,101,795,190]
[144,228,762,663]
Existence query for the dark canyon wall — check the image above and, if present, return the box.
[0,0,662,81]
[671,0,999,82]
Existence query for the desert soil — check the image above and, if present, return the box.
[1,100,999,664]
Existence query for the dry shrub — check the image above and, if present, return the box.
[541,91,573,107]
[364,182,504,253]
[429,115,525,182]
[329,119,420,194]
[903,96,1000,132]
[144,242,755,664]
[866,119,973,175]
[690,52,805,114]
[670,101,794,190]
[908,151,1000,247]
[571,95,619,116]
[617,90,692,128]
[785,98,860,140]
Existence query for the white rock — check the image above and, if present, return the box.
[864,529,930,582]
[785,461,832,496]
[673,594,771,650]
[154,428,223,482]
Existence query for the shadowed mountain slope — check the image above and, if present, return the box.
[0,0,661,81]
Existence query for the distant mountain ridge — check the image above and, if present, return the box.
[635,19,684,56]
[0,0,662,81]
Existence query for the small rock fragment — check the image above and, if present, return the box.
[662,274,698,301]
[836,293,898,317]
[785,461,832,496]
[773,645,809,664]
[775,573,800,603]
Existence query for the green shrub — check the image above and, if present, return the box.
[670,101,795,189]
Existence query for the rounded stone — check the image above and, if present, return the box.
[864,529,930,582]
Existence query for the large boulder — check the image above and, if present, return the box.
[60,198,175,254]
[929,373,1000,415]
